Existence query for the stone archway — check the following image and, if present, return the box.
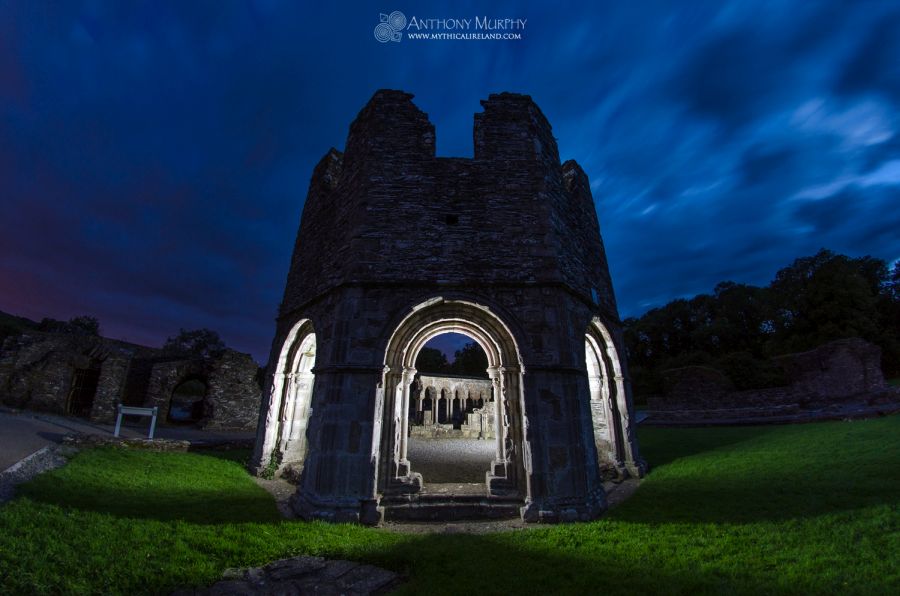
[254,319,317,475]
[167,376,208,424]
[377,298,528,502]
[586,317,645,477]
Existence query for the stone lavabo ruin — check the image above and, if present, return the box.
[252,90,646,524]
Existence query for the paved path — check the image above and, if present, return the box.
[0,408,255,472]
[407,437,494,483]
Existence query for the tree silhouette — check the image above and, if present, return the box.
[624,248,900,397]
[448,342,489,377]
[415,347,449,374]
[162,328,226,359]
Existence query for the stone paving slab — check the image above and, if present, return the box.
[171,555,403,596]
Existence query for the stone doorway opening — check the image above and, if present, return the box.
[406,332,495,486]
[167,378,208,424]
[67,361,100,418]
[379,298,529,520]
[585,318,644,479]
[255,319,317,478]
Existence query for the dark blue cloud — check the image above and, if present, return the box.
[1,0,899,362]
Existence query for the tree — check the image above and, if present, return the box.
[162,328,226,359]
[415,347,449,374]
[38,315,100,336]
[768,250,882,353]
[448,342,489,377]
[624,248,898,397]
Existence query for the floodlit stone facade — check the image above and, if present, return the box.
[252,90,645,524]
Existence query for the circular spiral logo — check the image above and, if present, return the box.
[388,11,407,31]
[374,22,394,43]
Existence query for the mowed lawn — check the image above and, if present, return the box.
[1,416,899,595]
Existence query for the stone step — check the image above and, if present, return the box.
[381,488,523,521]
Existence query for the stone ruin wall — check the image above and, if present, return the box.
[646,338,899,422]
[0,331,151,422]
[0,330,262,431]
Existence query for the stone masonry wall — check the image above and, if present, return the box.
[205,351,262,431]
[0,331,153,421]
[279,91,619,327]
[0,330,262,430]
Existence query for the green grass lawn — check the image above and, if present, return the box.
[1,417,899,595]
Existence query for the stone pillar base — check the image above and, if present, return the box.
[290,493,383,526]
[385,470,423,495]
[520,490,607,523]
[625,458,649,479]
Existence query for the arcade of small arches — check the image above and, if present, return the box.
[410,374,495,439]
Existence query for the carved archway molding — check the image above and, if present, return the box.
[253,318,316,473]
[586,316,646,477]
[375,298,529,501]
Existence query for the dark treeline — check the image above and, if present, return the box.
[624,249,900,398]
[415,342,490,378]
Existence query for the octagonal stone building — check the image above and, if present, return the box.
[252,90,645,524]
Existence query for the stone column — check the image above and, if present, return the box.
[253,371,289,473]
[399,367,416,463]
[614,374,646,477]
[589,368,622,472]
[278,372,296,451]
[382,366,405,479]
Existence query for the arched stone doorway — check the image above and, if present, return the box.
[378,298,528,507]
[253,319,317,476]
[585,317,645,478]
[167,377,208,424]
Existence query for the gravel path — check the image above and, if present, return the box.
[407,438,495,483]
[0,444,73,504]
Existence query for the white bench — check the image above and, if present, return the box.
[113,405,159,439]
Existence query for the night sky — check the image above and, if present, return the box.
[2,1,899,364]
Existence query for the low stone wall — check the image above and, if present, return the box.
[645,338,899,424]
[778,338,887,398]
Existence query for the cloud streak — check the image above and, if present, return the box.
[1,1,898,362]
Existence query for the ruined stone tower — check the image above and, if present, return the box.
[252,90,645,524]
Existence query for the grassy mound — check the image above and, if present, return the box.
[1,417,898,594]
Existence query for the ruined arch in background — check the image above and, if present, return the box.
[377,298,528,500]
[585,317,645,477]
[253,318,317,475]
[167,376,208,424]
